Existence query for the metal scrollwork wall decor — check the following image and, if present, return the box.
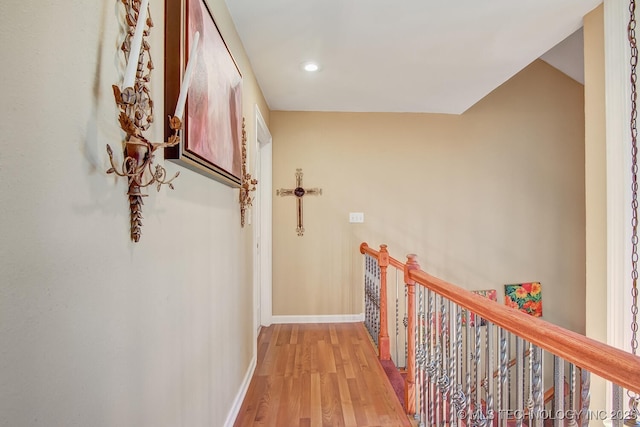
[108,0,196,242]
[239,118,258,227]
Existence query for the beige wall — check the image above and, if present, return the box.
[583,3,607,414]
[271,59,586,333]
[584,7,606,345]
[0,0,267,425]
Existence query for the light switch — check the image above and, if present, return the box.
[349,212,364,223]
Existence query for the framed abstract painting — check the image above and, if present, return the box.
[504,282,542,317]
[165,0,243,187]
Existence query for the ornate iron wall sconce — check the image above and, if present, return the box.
[239,118,258,227]
[107,0,180,242]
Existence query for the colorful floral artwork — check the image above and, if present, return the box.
[504,282,542,317]
[463,289,497,326]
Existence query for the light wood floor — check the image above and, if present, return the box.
[233,322,412,427]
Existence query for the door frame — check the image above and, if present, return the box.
[253,105,272,333]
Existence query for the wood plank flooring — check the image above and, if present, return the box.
[234,323,412,427]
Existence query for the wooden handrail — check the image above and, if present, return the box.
[407,268,640,395]
[389,257,404,270]
[360,242,404,270]
[359,242,378,257]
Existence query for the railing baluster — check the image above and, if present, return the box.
[425,288,431,427]
[531,345,543,427]
[508,334,513,411]
[499,328,508,427]
[436,293,443,427]
[486,321,495,425]
[441,295,448,426]
[395,268,400,367]
[444,299,451,426]
[553,355,564,427]
[428,289,435,427]
[528,342,533,416]
[450,301,459,427]
[568,363,577,427]
[369,257,372,336]
[474,318,482,426]
[405,284,409,369]
[419,286,426,425]
[456,303,465,425]
[612,383,624,427]
[515,336,524,427]
[465,308,472,427]
[579,369,590,427]
[375,263,380,346]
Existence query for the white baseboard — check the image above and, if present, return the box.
[223,354,257,427]
[271,313,365,324]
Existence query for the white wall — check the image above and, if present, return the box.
[0,0,266,425]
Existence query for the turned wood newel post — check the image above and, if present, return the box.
[404,253,420,416]
[378,244,390,361]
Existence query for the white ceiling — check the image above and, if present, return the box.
[541,27,585,85]
[224,0,601,114]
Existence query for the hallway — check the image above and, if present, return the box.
[233,323,411,427]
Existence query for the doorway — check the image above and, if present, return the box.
[253,105,272,335]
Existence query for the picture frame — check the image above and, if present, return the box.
[462,289,497,326]
[504,282,542,317]
[165,0,243,187]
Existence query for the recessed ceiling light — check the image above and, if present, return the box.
[302,62,320,72]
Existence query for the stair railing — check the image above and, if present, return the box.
[361,242,640,427]
[362,243,409,368]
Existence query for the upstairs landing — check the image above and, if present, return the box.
[234,322,412,427]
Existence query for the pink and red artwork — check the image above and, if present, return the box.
[165,0,243,187]
[463,289,498,326]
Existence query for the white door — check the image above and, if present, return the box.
[254,144,262,334]
[253,106,272,333]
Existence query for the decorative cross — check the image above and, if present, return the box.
[277,168,322,236]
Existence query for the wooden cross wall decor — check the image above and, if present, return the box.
[277,168,322,236]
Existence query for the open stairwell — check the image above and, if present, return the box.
[361,242,640,427]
